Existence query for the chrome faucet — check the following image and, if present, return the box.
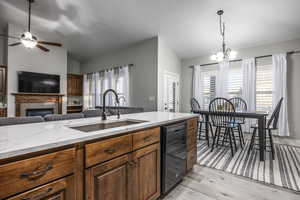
[102,89,120,120]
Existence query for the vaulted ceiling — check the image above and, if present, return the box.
[1,0,300,61]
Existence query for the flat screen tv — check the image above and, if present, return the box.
[18,71,60,93]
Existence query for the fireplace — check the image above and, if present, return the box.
[12,93,64,117]
[26,108,54,117]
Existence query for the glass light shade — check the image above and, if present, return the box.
[229,50,237,59]
[210,50,237,62]
[21,32,37,49]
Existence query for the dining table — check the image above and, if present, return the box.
[194,110,269,161]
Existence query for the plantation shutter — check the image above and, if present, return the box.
[256,64,273,112]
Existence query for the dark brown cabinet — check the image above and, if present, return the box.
[85,128,161,200]
[131,143,161,200]
[0,66,6,96]
[86,155,131,200]
[186,118,198,171]
[7,175,75,200]
[67,74,83,96]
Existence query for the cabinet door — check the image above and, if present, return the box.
[7,176,74,200]
[0,66,6,96]
[86,154,131,200]
[131,143,160,200]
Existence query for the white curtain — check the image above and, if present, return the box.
[272,53,290,136]
[119,66,130,106]
[192,65,203,107]
[242,58,256,132]
[216,61,229,98]
[83,74,89,110]
[83,66,130,109]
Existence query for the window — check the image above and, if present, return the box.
[228,65,243,98]
[201,66,217,109]
[84,66,130,108]
[256,64,273,112]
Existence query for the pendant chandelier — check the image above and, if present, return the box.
[210,10,237,62]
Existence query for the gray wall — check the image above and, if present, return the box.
[67,55,81,75]
[7,24,68,116]
[181,38,300,139]
[0,23,7,66]
[157,37,181,111]
[81,37,158,111]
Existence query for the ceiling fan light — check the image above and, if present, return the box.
[21,31,37,49]
[21,39,37,49]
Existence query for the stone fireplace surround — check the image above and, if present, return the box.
[11,93,64,117]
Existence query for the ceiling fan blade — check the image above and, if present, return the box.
[38,41,62,47]
[9,42,22,46]
[36,44,50,52]
[0,34,19,40]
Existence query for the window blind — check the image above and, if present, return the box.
[228,65,243,98]
[256,64,273,112]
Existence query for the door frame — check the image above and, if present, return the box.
[163,71,180,112]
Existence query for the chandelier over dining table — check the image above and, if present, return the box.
[210,10,237,62]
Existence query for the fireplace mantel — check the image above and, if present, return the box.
[11,93,65,96]
[12,93,64,117]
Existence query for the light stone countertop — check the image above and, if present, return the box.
[0,112,198,160]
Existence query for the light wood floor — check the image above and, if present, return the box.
[163,165,300,200]
[163,136,300,200]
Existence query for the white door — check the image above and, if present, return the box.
[163,72,180,112]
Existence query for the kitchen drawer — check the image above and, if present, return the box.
[132,127,160,150]
[187,128,197,151]
[85,134,132,168]
[0,148,75,199]
[7,175,74,200]
[187,118,198,130]
[187,147,197,171]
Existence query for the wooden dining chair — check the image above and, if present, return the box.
[209,97,242,156]
[190,98,213,146]
[248,97,283,159]
[229,97,247,147]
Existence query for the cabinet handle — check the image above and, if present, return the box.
[143,136,152,142]
[20,187,53,200]
[20,164,53,180]
[128,161,136,167]
[104,148,116,154]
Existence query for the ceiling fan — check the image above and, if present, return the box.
[0,0,62,52]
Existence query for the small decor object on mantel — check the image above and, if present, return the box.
[210,10,237,62]
[0,0,62,52]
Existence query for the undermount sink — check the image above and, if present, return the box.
[70,119,148,132]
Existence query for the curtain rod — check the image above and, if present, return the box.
[86,64,134,75]
[188,50,300,68]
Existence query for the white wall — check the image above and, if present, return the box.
[157,37,181,111]
[181,38,300,139]
[7,24,68,116]
[81,37,158,111]
[67,55,81,75]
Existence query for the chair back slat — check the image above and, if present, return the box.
[190,98,201,113]
[267,97,283,129]
[229,97,247,123]
[209,97,235,126]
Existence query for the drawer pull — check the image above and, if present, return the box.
[104,148,116,154]
[128,161,137,167]
[20,164,53,180]
[143,136,152,142]
[21,187,53,200]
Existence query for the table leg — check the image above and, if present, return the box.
[205,114,210,146]
[258,116,266,161]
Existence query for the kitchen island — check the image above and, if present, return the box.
[0,112,198,200]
